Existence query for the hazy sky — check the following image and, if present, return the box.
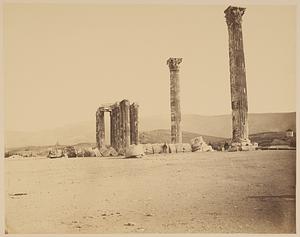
[4,4,296,131]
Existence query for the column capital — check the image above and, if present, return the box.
[97,107,105,113]
[224,6,245,26]
[130,102,139,108]
[167,58,182,71]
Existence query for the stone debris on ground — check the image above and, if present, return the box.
[168,144,176,153]
[175,143,184,153]
[142,143,192,154]
[99,147,118,157]
[143,144,154,155]
[76,149,85,157]
[93,148,102,157]
[125,144,145,158]
[229,141,258,152]
[152,144,165,154]
[63,146,77,158]
[190,136,213,152]
[182,143,192,152]
[83,148,97,157]
[124,222,135,226]
[7,155,24,159]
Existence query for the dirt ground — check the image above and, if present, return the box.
[5,150,296,234]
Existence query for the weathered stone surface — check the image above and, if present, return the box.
[48,149,63,158]
[96,107,105,149]
[167,58,182,144]
[168,144,176,153]
[191,137,213,152]
[143,144,154,155]
[63,146,77,158]
[228,146,239,152]
[162,143,169,153]
[8,155,23,159]
[83,148,96,157]
[120,100,131,151]
[76,149,85,157]
[93,148,102,157]
[152,144,164,154]
[99,147,118,157]
[175,143,184,153]
[182,143,192,152]
[225,6,251,147]
[125,144,144,158]
[229,142,258,152]
[96,100,139,155]
[130,103,139,145]
[114,103,121,153]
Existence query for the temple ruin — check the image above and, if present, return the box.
[95,6,256,154]
[96,100,139,154]
[225,6,254,150]
[167,57,183,144]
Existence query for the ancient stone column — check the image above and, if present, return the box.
[96,107,105,149]
[115,103,121,153]
[110,108,116,149]
[225,6,250,145]
[130,103,139,145]
[120,99,131,153]
[167,58,183,144]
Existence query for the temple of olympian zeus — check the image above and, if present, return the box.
[96,100,139,154]
[96,6,253,153]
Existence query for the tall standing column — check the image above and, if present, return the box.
[96,107,105,149]
[225,6,250,145]
[110,108,116,149]
[130,103,139,145]
[120,99,131,153]
[167,58,183,144]
[114,103,121,153]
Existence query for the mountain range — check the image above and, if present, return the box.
[5,112,296,148]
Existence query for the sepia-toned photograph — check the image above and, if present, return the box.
[3,0,297,234]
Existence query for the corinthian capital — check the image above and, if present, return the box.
[167,58,182,71]
[224,6,245,26]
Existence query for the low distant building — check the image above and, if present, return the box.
[286,129,294,138]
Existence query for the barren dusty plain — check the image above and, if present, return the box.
[5,150,296,234]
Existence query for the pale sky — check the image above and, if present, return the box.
[4,4,296,131]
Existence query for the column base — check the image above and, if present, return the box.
[229,139,258,152]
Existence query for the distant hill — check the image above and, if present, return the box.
[249,132,296,147]
[140,112,296,138]
[140,129,227,144]
[5,112,296,148]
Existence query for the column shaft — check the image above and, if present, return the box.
[225,6,249,143]
[96,107,105,149]
[120,100,130,153]
[167,58,183,144]
[110,110,115,148]
[113,103,121,153]
[130,103,139,145]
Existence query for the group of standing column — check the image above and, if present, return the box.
[166,6,252,148]
[96,100,139,154]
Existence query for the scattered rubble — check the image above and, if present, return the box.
[125,144,144,158]
[190,137,213,152]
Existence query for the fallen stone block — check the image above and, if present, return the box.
[152,144,164,154]
[100,147,118,157]
[191,136,214,152]
[175,143,184,153]
[182,143,192,152]
[93,148,102,157]
[143,144,154,155]
[168,144,176,153]
[125,144,144,158]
